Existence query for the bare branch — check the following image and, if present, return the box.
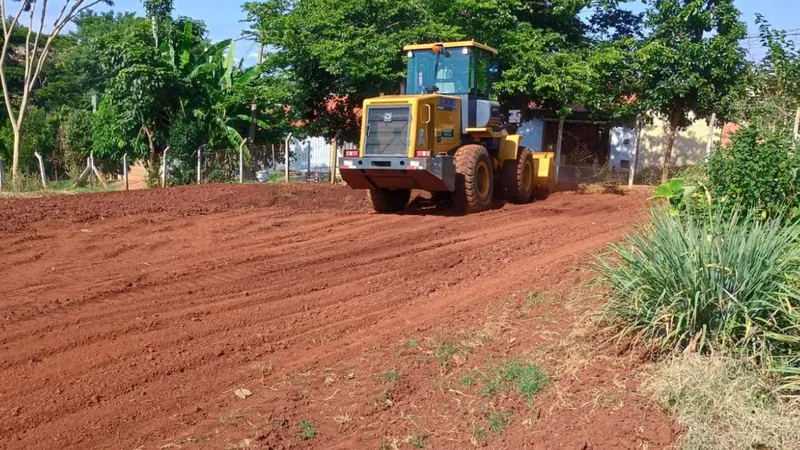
[30,0,50,81]
[1,1,8,36]
[0,0,31,130]
[52,0,72,28]
[23,0,38,86]
[30,0,107,87]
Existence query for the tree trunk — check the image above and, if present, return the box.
[662,117,679,184]
[11,128,20,186]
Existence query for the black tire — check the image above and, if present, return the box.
[369,188,411,213]
[453,144,494,214]
[502,147,535,204]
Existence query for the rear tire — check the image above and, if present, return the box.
[369,188,411,213]
[503,147,535,204]
[453,144,493,214]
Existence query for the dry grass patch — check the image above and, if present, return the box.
[648,354,800,450]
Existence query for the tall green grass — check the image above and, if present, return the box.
[595,208,800,390]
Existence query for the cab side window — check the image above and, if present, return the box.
[473,50,490,98]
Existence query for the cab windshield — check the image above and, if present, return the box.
[406,49,471,95]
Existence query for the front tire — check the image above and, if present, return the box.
[503,147,535,204]
[453,144,494,214]
[369,188,411,213]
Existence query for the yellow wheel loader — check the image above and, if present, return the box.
[338,41,555,214]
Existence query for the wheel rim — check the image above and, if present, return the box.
[477,161,490,198]
[522,159,534,192]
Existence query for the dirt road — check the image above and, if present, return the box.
[0,184,674,449]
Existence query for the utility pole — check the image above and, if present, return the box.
[248,42,265,146]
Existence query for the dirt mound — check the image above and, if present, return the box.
[0,185,673,449]
[0,183,370,233]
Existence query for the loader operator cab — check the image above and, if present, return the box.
[405,43,497,98]
[405,42,502,130]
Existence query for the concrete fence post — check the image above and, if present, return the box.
[794,108,800,142]
[89,154,95,187]
[239,138,248,184]
[33,152,47,188]
[197,146,202,185]
[162,146,170,188]
[123,153,129,191]
[284,133,293,183]
[705,112,717,162]
[628,115,643,189]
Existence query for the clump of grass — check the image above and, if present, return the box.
[409,434,426,448]
[434,341,458,370]
[383,368,400,382]
[649,354,800,450]
[459,375,475,387]
[408,339,420,349]
[297,421,317,440]
[523,291,554,309]
[595,208,800,389]
[486,410,511,434]
[479,360,547,401]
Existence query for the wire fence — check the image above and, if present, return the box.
[0,135,357,193]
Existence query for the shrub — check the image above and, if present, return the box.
[54,107,94,178]
[595,208,800,388]
[707,125,800,218]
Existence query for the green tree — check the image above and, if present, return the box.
[730,15,800,131]
[35,11,149,110]
[635,0,747,183]
[0,106,56,174]
[244,0,645,140]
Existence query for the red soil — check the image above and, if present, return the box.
[0,183,676,449]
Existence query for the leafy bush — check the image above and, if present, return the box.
[707,125,800,218]
[54,107,94,178]
[595,208,800,388]
[167,115,203,186]
[653,178,710,215]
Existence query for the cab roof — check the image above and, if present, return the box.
[402,40,499,55]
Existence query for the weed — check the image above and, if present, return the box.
[459,374,476,387]
[409,434,426,448]
[523,291,550,308]
[478,360,547,401]
[383,368,400,382]
[380,437,400,450]
[435,341,458,370]
[487,410,511,434]
[473,425,488,440]
[408,339,420,348]
[507,361,548,400]
[298,421,317,440]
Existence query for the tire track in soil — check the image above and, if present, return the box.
[0,184,650,449]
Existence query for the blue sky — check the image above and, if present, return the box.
[85,0,797,62]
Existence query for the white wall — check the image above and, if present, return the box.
[609,127,636,172]
[612,114,721,171]
[282,137,355,173]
